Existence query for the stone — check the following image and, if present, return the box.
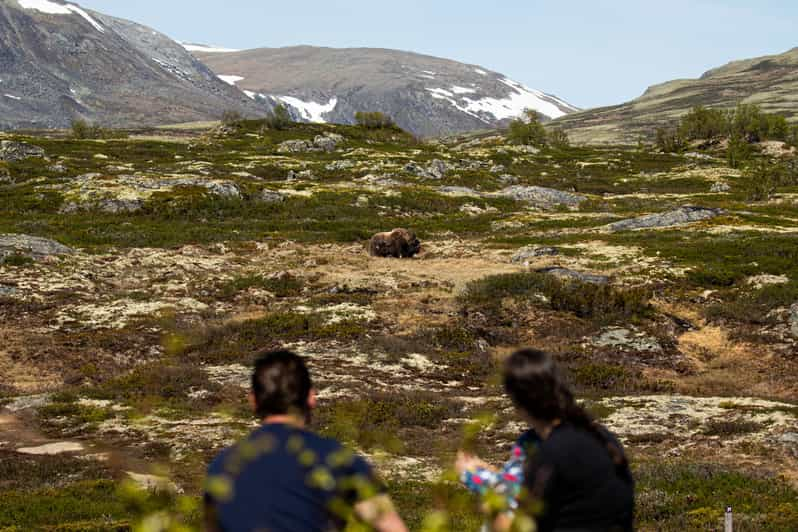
[490,164,506,174]
[0,140,44,162]
[497,174,519,185]
[17,442,85,455]
[313,135,338,153]
[593,327,662,352]
[0,285,17,297]
[0,234,73,262]
[605,206,723,232]
[426,159,449,179]
[368,229,421,258]
[259,190,286,203]
[325,160,355,171]
[277,139,313,153]
[512,246,560,263]
[779,432,798,445]
[497,185,585,207]
[439,186,481,197]
[790,303,798,338]
[710,181,731,193]
[536,267,610,285]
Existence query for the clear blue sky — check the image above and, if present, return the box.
[78,0,797,109]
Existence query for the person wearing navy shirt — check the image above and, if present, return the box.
[205,350,408,532]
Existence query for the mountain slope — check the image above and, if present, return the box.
[0,0,261,130]
[555,47,798,145]
[193,45,579,137]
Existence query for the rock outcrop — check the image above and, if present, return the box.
[0,234,73,261]
[605,206,723,232]
[512,246,560,264]
[536,267,610,285]
[0,141,45,161]
[497,186,586,207]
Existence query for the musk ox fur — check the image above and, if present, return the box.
[368,229,421,258]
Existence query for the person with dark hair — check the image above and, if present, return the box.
[498,348,635,531]
[205,350,408,532]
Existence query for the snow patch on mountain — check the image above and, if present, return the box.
[4,94,22,101]
[218,75,244,86]
[181,43,240,53]
[426,78,578,121]
[18,0,105,33]
[276,96,338,123]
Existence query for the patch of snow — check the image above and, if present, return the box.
[181,42,240,53]
[474,68,488,76]
[243,90,257,99]
[152,58,192,81]
[4,94,21,101]
[460,78,577,120]
[277,96,338,123]
[218,75,244,86]
[19,0,105,33]
[426,88,454,98]
[422,70,436,76]
[426,88,490,124]
[451,86,477,94]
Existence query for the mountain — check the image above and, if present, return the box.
[556,47,798,145]
[0,0,261,130]
[191,45,579,137]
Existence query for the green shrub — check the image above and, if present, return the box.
[354,111,395,129]
[570,363,631,390]
[507,110,547,146]
[70,119,118,140]
[215,273,303,300]
[742,158,785,201]
[460,272,652,323]
[726,133,753,169]
[678,106,728,140]
[221,110,244,126]
[655,127,686,153]
[547,128,570,148]
[1,253,34,267]
[262,104,293,131]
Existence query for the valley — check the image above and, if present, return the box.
[1,120,797,530]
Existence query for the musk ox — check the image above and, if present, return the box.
[368,229,421,258]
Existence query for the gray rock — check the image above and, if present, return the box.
[95,199,143,214]
[439,186,481,197]
[325,160,355,171]
[594,327,662,352]
[790,303,798,338]
[0,141,45,162]
[0,234,73,262]
[313,135,338,153]
[780,432,798,445]
[512,246,560,263]
[427,159,449,179]
[259,190,286,203]
[536,267,610,285]
[497,185,585,207]
[0,285,17,297]
[710,181,731,193]
[497,174,519,185]
[490,164,506,174]
[277,140,313,153]
[48,163,67,174]
[606,206,723,232]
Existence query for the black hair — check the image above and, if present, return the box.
[251,350,312,419]
[503,349,628,473]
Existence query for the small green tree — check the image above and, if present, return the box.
[354,111,395,129]
[547,128,570,149]
[742,158,785,201]
[263,104,293,130]
[654,127,685,153]
[221,110,243,126]
[678,106,728,140]
[507,109,547,146]
[726,133,752,169]
[71,119,108,139]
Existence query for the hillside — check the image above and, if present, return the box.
[556,47,798,145]
[193,45,579,137]
[1,119,797,529]
[0,0,261,130]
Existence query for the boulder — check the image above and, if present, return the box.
[325,160,355,171]
[497,174,519,185]
[368,229,421,258]
[536,267,610,285]
[439,186,481,197]
[277,139,313,153]
[593,327,662,352]
[259,190,286,203]
[605,206,723,232]
[313,135,338,153]
[489,164,506,174]
[0,140,45,162]
[405,159,449,180]
[0,234,73,262]
[790,303,798,338]
[497,186,585,207]
[710,181,731,193]
[512,246,560,264]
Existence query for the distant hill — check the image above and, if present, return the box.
[555,47,798,145]
[0,0,260,130]
[192,45,579,137]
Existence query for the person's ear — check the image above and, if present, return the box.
[307,389,318,411]
[248,391,257,414]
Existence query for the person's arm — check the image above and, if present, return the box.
[204,498,222,532]
[355,494,408,532]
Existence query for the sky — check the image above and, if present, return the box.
[77,0,798,110]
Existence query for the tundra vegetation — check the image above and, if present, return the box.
[0,112,797,531]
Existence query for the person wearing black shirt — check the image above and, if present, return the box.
[498,349,635,532]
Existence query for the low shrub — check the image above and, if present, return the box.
[354,111,395,129]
